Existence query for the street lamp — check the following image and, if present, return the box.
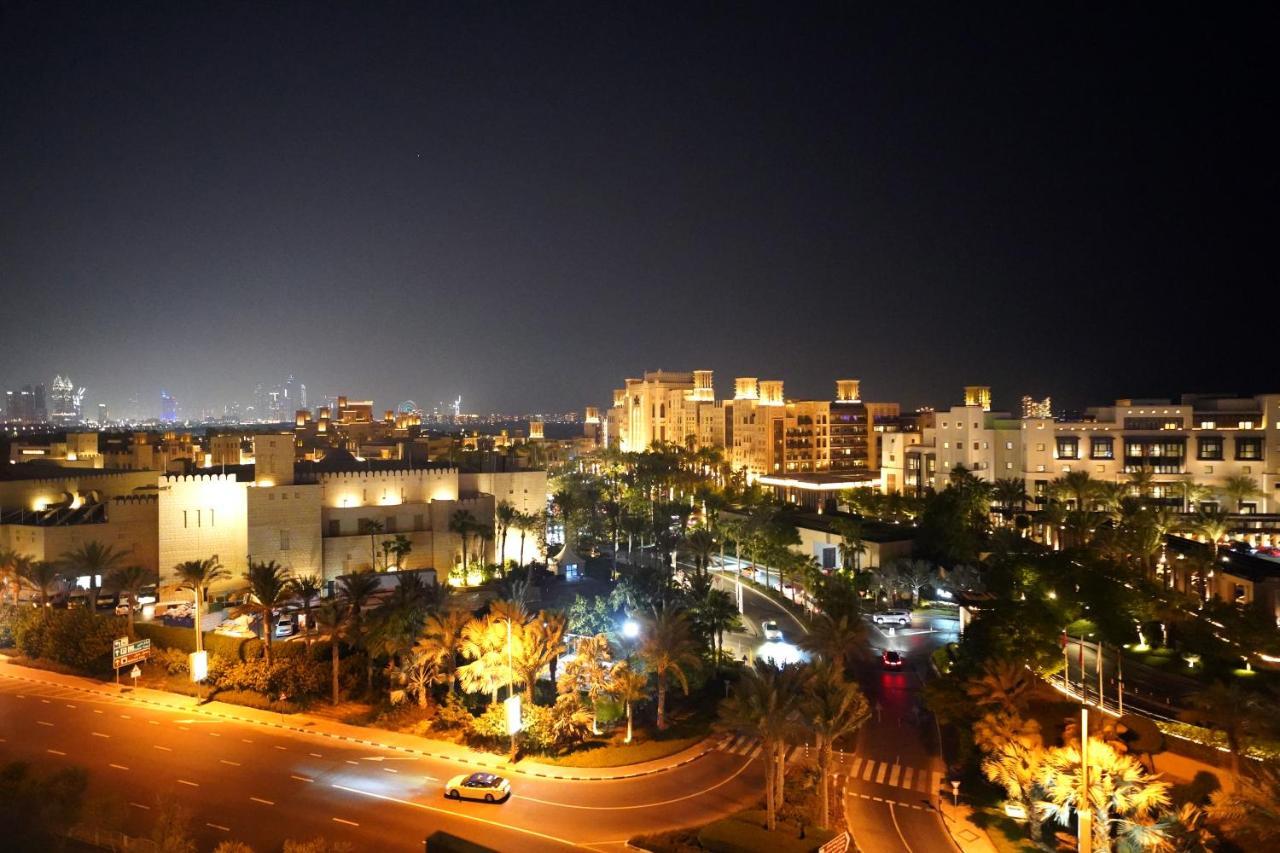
[622,619,640,640]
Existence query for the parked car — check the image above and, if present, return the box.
[114,601,135,616]
[274,614,298,638]
[881,649,904,670]
[444,772,511,803]
[761,619,784,641]
[872,610,911,627]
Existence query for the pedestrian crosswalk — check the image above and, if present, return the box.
[714,736,941,797]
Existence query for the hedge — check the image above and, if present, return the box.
[133,622,263,661]
[697,811,836,853]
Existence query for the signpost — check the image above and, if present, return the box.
[112,637,151,686]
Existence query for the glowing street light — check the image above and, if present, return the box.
[622,619,640,640]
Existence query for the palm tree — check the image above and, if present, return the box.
[312,598,349,705]
[1179,475,1212,514]
[804,661,870,830]
[510,610,566,705]
[1051,470,1099,508]
[1192,508,1230,554]
[495,500,517,569]
[417,608,469,696]
[173,557,229,654]
[1183,681,1260,780]
[684,527,716,576]
[106,565,154,639]
[459,613,511,703]
[640,609,701,730]
[965,658,1034,714]
[692,588,741,670]
[1220,474,1262,513]
[992,478,1028,516]
[515,509,539,568]
[609,661,650,744]
[1126,466,1157,500]
[557,633,612,734]
[717,661,806,832]
[234,560,292,664]
[60,540,127,601]
[799,612,867,671]
[0,548,21,603]
[337,570,383,694]
[357,518,384,571]
[1207,758,1280,847]
[290,575,323,647]
[448,510,477,583]
[982,738,1043,838]
[19,559,61,618]
[891,558,936,607]
[1037,736,1171,853]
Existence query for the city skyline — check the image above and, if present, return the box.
[2,4,1274,414]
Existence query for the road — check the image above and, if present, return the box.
[1060,638,1200,719]
[0,667,761,852]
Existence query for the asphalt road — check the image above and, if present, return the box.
[1061,639,1200,719]
[0,670,761,852]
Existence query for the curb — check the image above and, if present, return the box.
[0,664,720,782]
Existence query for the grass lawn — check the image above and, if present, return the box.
[970,808,1042,853]
[696,810,836,853]
[536,734,703,767]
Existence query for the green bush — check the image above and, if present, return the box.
[154,646,190,675]
[0,604,20,647]
[134,622,263,661]
[697,811,835,853]
[214,656,327,699]
[12,608,120,673]
[431,693,474,736]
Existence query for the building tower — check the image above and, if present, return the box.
[964,385,992,412]
[836,379,861,402]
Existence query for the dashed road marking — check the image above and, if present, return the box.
[345,760,358,765]
[109,763,129,771]
[292,775,313,783]
[65,703,76,709]
[119,714,131,719]
[178,779,199,787]
[129,802,150,810]
[220,759,241,766]
[47,749,67,756]
[209,732,221,737]
[309,752,322,758]
[154,745,172,752]
[242,738,253,743]
[207,823,231,832]
[92,732,110,738]
[148,720,159,726]
[249,797,274,805]
[93,709,103,714]
[383,767,398,773]
[332,818,359,827]
[37,721,54,727]
[274,745,287,751]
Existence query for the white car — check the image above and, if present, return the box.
[761,620,784,641]
[444,772,511,803]
[872,610,911,627]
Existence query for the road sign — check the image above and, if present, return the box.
[112,637,151,669]
[820,831,851,853]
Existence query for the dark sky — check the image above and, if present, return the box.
[1,2,1275,417]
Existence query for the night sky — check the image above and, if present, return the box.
[1,3,1274,417]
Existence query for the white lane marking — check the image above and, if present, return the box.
[242,738,254,743]
[178,779,199,787]
[875,762,888,785]
[345,760,358,765]
[41,699,50,704]
[383,767,398,773]
[207,823,231,832]
[274,745,287,751]
[129,802,150,810]
[292,775,313,783]
[47,749,67,756]
[93,709,103,714]
[65,704,76,709]
[902,767,914,789]
[332,818,359,827]
[178,726,189,731]
[92,732,110,738]
[515,756,757,811]
[309,752,322,758]
[888,764,901,787]
[109,763,129,771]
[148,720,159,725]
[862,760,875,781]
[209,732,221,737]
[220,759,241,766]
[154,745,172,752]
[37,721,54,727]
[119,714,131,719]
[249,797,274,805]
[889,803,915,853]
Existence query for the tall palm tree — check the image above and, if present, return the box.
[891,558,936,607]
[417,608,469,696]
[495,500,517,569]
[1183,681,1260,780]
[1037,736,1171,853]
[691,588,741,670]
[509,610,566,705]
[717,661,807,832]
[337,569,384,694]
[290,574,323,647]
[609,661,650,744]
[640,609,701,730]
[106,565,154,639]
[804,661,870,830]
[458,613,511,703]
[683,527,716,576]
[173,556,229,654]
[1179,475,1212,514]
[19,559,61,619]
[357,518,384,571]
[1051,470,1099,508]
[312,598,349,705]
[992,478,1028,516]
[60,540,127,601]
[515,509,539,568]
[1192,508,1230,554]
[234,560,292,664]
[557,633,612,734]
[1220,474,1262,513]
[448,510,477,582]
[799,612,867,671]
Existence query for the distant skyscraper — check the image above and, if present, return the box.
[4,383,47,423]
[283,374,306,411]
[160,390,178,422]
[97,402,109,424]
[1021,395,1053,418]
[50,374,85,425]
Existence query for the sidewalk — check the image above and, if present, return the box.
[0,656,719,782]
[937,800,999,853]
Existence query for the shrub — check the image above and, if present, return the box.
[213,689,299,714]
[133,623,263,662]
[155,647,190,675]
[0,604,20,647]
[431,693,474,737]
[12,608,120,673]
[214,657,327,699]
[522,695,593,752]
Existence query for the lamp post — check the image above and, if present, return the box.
[1079,705,1092,853]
